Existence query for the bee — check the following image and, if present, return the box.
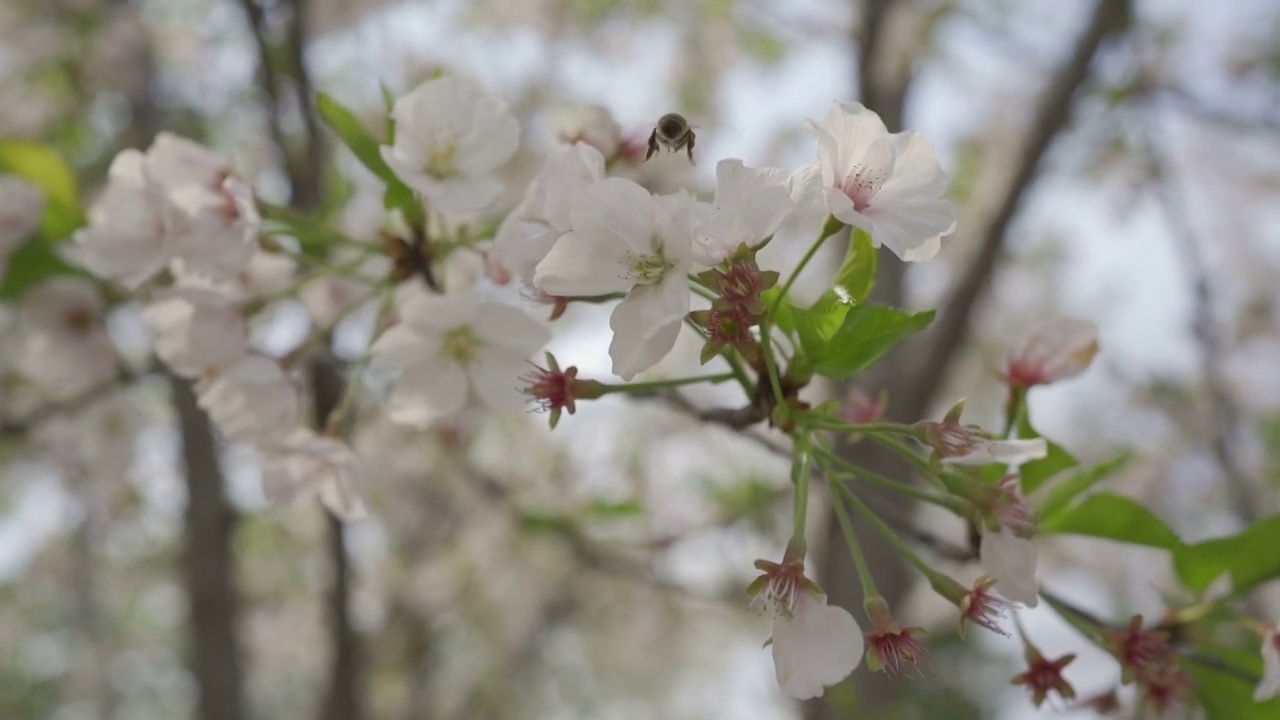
[646,113,696,164]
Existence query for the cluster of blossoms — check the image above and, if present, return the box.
[8,64,1276,714]
[50,134,366,520]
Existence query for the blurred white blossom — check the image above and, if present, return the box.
[493,142,605,287]
[15,277,117,400]
[381,76,520,214]
[197,355,299,443]
[370,291,549,426]
[141,288,247,379]
[261,430,367,521]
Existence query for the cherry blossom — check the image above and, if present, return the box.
[71,149,178,287]
[369,291,550,426]
[15,277,117,400]
[140,288,247,379]
[165,175,259,283]
[380,75,520,214]
[553,103,623,158]
[920,404,1047,466]
[750,549,864,699]
[196,355,300,443]
[808,102,956,262]
[521,353,604,428]
[980,527,1039,607]
[493,142,605,286]
[958,576,1014,637]
[260,430,367,521]
[1004,318,1100,389]
[692,159,794,266]
[533,178,699,380]
[863,598,928,678]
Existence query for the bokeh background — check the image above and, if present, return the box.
[1,0,1279,718]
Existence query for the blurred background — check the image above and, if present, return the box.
[1,0,1279,718]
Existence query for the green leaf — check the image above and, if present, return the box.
[792,292,852,359]
[811,305,934,380]
[832,229,877,305]
[380,83,398,142]
[1188,649,1280,720]
[1016,413,1079,493]
[0,140,84,238]
[0,237,77,300]
[316,92,424,228]
[584,500,644,518]
[1174,515,1280,595]
[1040,492,1183,550]
[1038,451,1134,523]
[316,93,393,179]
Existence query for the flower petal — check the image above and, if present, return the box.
[567,177,655,257]
[533,229,633,297]
[386,362,468,427]
[771,592,864,700]
[980,529,1039,607]
[608,311,682,381]
[473,302,550,356]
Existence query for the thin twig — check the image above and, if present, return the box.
[1139,110,1263,524]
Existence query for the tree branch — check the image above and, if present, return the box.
[1139,110,1263,524]
[904,0,1129,420]
[311,358,365,720]
[171,375,246,720]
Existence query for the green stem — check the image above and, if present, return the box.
[813,444,964,513]
[758,321,786,409]
[800,417,921,436]
[600,373,736,394]
[826,474,879,598]
[791,432,812,546]
[869,434,933,474]
[688,280,717,302]
[832,478,938,581]
[769,214,842,314]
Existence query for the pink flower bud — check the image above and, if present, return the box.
[1004,318,1099,389]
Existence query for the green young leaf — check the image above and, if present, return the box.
[1188,648,1280,720]
[316,92,425,228]
[380,83,398,142]
[1039,492,1183,550]
[584,499,644,518]
[832,229,877,305]
[316,93,394,179]
[1037,451,1134,523]
[0,140,85,238]
[810,305,934,380]
[1016,413,1079,493]
[1173,515,1280,595]
[792,292,853,359]
[0,237,77,300]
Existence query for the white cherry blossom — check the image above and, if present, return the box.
[692,159,795,266]
[71,149,178,287]
[196,355,299,443]
[980,528,1039,607]
[750,551,864,699]
[943,437,1047,466]
[261,430,367,521]
[369,291,550,427]
[1005,318,1100,388]
[493,142,605,286]
[166,176,259,283]
[15,277,117,400]
[808,102,956,262]
[1256,625,1280,702]
[140,288,247,379]
[533,178,699,380]
[0,176,44,278]
[381,76,520,214]
[144,133,229,188]
[553,103,623,158]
